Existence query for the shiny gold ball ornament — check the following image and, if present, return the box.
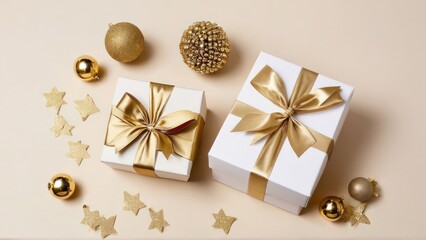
[179,21,231,74]
[319,196,345,221]
[47,173,76,200]
[105,22,144,63]
[348,177,379,202]
[74,55,100,81]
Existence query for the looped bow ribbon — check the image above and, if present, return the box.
[230,65,343,200]
[105,82,203,177]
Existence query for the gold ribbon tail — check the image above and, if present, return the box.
[248,126,287,200]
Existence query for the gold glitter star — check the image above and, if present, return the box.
[213,209,236,234]
[148,208,169,233]
[341,203,370,226]
[100,215,117,239]
[50,116,74,137]
[74,94,99,121]
[66,140,90,165]
[81,205,103,231]
[43,87,66,114]
[368,178,380,197]
[123,191,146,215]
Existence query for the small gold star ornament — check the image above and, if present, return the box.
[43,87,66,114]
[74,95,99,121]
[148,208,169,233]
[100,216,117,239]
[123,191,146,215]
[66,140,90,165]
[212,209,236,235]
[81,205,103,231]
[50,116,74,137]
[341,203,370,226]
[81,205,118,238]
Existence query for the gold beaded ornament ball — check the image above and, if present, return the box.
[105,22,144,63]
[179,21,231,74]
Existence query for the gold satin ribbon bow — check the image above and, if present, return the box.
[231,65,343,200]
[105,82,203,177]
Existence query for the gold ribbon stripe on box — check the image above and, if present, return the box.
[230,65,343,200]
[105,82,204,177]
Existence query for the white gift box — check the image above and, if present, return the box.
[208,52,353,214]
[101,78,207,181]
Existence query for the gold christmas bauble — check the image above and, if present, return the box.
[105,22,144,63]
[74,55,99,81]
[47,173,76,200]
[348,177,375,202]
[319,196,345,221]
[179,21,231,74]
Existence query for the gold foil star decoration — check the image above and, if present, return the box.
[81,205,103,231]
[74,94,99,121]
[213,209,236,234]
[341,203,370,226]
[148,208,169,233]
[123,191,146,215]
[100,216,117,239]
[43,87,66,114]
[50,116,74,137]
[66,140,90,165]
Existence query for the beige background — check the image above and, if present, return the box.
[1,0,425,239]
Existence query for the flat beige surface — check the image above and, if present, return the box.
[1,0,425,239]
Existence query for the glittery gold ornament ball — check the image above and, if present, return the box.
[74,55,99,81]
[179,21,231,74]
[105,22,144,63]
[319,196,345,221]
[47,173,76,200]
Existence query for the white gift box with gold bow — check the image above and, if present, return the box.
[208,52,353,214]
[101,78,206,181]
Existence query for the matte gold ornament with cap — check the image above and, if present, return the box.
[319,196,345,221]
[105,22,144,63]
[348,177,379,202]
[74,55,100,82]
[179,21,231,74]
[47,173,76,200]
